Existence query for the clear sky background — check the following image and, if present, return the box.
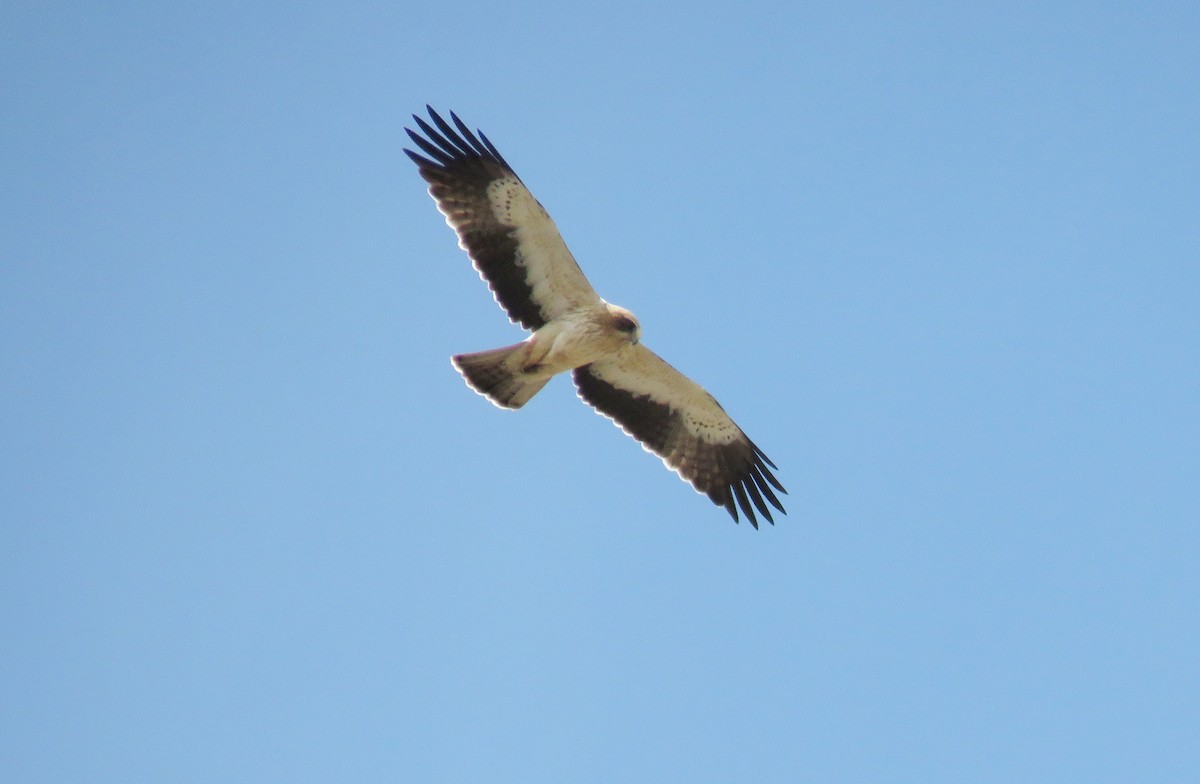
[3,2,1198,781]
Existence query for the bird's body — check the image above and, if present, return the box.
[405,107,786,526]
[452,302,641,409]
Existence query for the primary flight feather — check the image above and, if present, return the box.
[404,107,786,527]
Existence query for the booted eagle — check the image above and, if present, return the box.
[405,107,786,527]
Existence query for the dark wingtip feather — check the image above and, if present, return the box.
[743,476,774,525]
[752,442,779,471]
[450,111,477,144]
[412,114,457,157]
[403,148,432,168]
[749,465,785,514]
[450,111,501,163]
[722,492,739,523]
[478,130,513,170]
[757,459,787,495]
[428,108,477,157]
[732,482,759,529]
[406,128,456,164]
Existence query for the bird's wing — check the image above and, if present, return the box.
[573,345,786,527]
[405,107,601,330]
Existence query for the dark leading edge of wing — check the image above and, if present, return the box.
[573,366,787,528]
[403,107,546,330]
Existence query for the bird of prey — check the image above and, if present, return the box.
[404,107,786,526]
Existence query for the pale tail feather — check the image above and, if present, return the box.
[451,343,550,409]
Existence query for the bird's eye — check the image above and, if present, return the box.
[615,316,638,333]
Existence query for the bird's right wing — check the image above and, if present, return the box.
[405,107,601,330]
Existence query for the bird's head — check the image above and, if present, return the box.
[606,304,641,345]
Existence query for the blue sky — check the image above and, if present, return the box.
[3,2,1198,781]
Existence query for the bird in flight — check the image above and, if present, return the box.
[404,107,786,526]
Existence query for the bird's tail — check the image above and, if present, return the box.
[451,342,550,410]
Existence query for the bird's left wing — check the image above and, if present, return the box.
[573,345,787,527]
[404,107,601,331]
